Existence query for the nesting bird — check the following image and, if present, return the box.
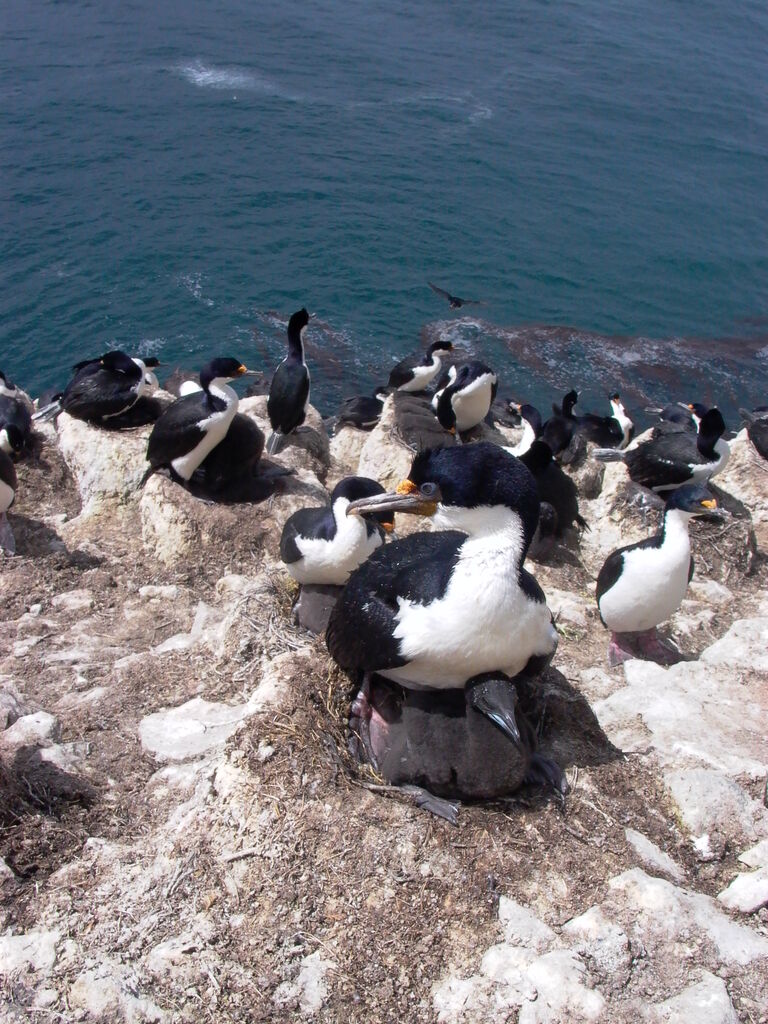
[387,340,453,393]
[332,388,389,432]
[267,308,311,454]
[143,357,256,485]
[596,484,718,665]
[326,443,557,691]
[281,476,395,633]
[33,350,147,425]
[595,408,729,491]
[433,360,497,434]
[571,393,634,448]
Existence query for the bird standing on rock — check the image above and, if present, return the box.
[143,357,257,485]
[594,408,729,492]
[596,483,719,665]
[267,308,311,454]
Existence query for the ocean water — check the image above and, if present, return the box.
[2,0,767,422]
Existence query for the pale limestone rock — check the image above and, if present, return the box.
[358,395,413,490]
[51,588,94,612]
[665,769,768,844]
[518,949,606,1023]
[687,579,733,605]
[0,928,60,975]
[68,961,167,1021]
[139,474,203,567]
[273,950,335,1015]
[579,461,645,572]
[624,828,684,882]
[546,588,589,628]
[643,971,738,1024]
[138,584,180,601]
[498,896,557,951]
[739,838,768,868]
[594,641,768,780]
[152,601,227,657]
[608,868,768,965]
[561,905,631,983]
[717,866,768,914]
[0,711,60,751]
[0,684,28,729]
[328,424,368,480]
[699,617,768,672]
[139,697,251,761]
[57,412,151,515]
[239,395,330,482]
[214,574,251,596]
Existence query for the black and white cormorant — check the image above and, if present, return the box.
[326,442,558,690]
[596,484,718,665]
[0,447,17,553]
[281,477,394,586]
[570,394,634,449]
[143,357,256,484]
[349,672,565,824]
[427,281,483,309]
[0,395,32,457]
[33,350,146,424]
[504,403,543,458]
[332,388,389,433]
[433,360,497,434]
[595,408,729,492]
[740,407,768,461]
[387,340,453,393]
[266,308,311,454]
[281,476,395,633]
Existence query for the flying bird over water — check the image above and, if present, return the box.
[427,282,483,309]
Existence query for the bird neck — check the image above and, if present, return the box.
[519,418,537,451]
[437,505,526,566]
[610,402,633,445]
[333,499,367,540]
[0,429,11,455]
[205,378,237,409]
[287,325,307,363]
[661,508,692,549]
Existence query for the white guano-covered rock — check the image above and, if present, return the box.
[643,971,739,1024]
[139,697,251,762]
[717,866,768,914]
[0,928,60,975]
[57,412,151,515]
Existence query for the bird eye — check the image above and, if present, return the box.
[420,482,439,498]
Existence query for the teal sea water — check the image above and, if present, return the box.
[2,0,767,420]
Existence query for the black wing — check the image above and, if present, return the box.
[387,358,416,389]
[61,369,138,421]
[326,531,465,673]
[574,414,623,446]
[624,435,699,489]
[267,361,310,434]
[279,506,333,564]
[428,281,454,303]
[146,393,220,466]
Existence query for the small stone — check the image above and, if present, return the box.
[498,896,557,951]
[139,584,180,601]
[718,867,768,914]
[625,828,684,882]
[139,697,251,761]
[0,711,61,751]
[52,589,94,612]
[0,928,60,974]
[739,838,768,869]
[273,951,335,1015]
[665,769,768,845]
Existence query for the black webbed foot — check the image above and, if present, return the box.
[400,785,459,826]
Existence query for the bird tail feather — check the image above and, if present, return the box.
[266,431,284,455]
[592,448,624,462]
[32,399,62,423]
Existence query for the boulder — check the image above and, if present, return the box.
[716,429,768,551]
[56,412,152,516]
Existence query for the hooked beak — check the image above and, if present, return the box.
[466,677,523,748]
[237,365,260,377]
[346,479,441,518]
